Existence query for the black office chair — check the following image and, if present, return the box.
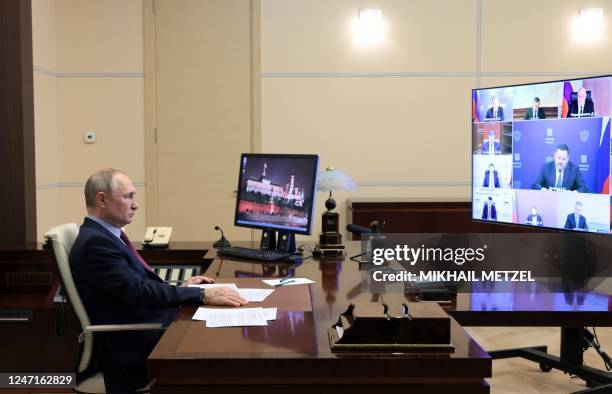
[45,224,162,394]
[570,90,592,102]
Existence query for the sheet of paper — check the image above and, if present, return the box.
[237,288,274,302]
[188,283,238,290]
[261,307,277,321]
[262,277,315,287]
[192,307,278,325]
[192,307,210,321]
[206,308,268,328]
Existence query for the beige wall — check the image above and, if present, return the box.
[260,0,612,240]
[144,0,256,242]
[33,0,612,242]
[33,0,145,240]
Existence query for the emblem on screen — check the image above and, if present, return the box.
[580,129,590,142]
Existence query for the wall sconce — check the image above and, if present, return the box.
[572,8,604,42]
[352,8,385,46]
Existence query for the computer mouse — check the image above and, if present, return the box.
[285,254,302,264]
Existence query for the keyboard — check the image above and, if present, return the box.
[217,246,291,262]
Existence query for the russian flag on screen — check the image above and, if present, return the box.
[511,190,518,223]
[595,118,611,193]
[472,91,480,122]
[561,81,572,118]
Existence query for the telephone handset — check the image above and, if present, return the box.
[142,226,172,248]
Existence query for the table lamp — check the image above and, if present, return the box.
[315,166,355,255]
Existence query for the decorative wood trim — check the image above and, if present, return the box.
[0,0,36,246]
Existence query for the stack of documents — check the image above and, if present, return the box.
[188,283,274,302]
[192,307,277,328]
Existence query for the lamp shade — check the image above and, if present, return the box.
[317,166,356,192]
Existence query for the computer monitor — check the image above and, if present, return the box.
[234,153,319,251]
[471,75,612,234]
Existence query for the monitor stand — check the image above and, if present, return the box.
[259,229,296,254]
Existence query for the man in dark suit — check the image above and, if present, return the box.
[566,87,595,118]
[525,206,544,226]
[531,144,588,192]
[523,96,546,120]
[483,163,501,188]
[69,168,247,393]
[481,196,497,220]
[481,130,502,155]
[564,201,588,230]
[485,95,504,121]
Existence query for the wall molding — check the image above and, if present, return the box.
[482,71,612,77]
[37,180,465,190]
[37,182,146,191]
[261,71,612,78]
[33,66,143,78]
[261,72,475,78]
[356,181,470,187]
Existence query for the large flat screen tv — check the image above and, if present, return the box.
[472,75,611,233]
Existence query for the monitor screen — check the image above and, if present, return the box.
[472,75,611,234]
[234,153,319,235]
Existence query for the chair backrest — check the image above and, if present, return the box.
[44,223,93,373]
[570,90,592,102]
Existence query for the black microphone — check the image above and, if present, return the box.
[213,226,231,248]
[346,223,372,235]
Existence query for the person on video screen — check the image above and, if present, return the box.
[483,163,501,188]
[524,96,546,120]
[531,144,587,192]
[481,196,497,220]
[564,201,588,231]
[485,95,504,121]
[481,130,502,155]
[525,206,544,226]
[567,87,595,118]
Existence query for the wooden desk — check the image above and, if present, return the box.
[194,241,612,391]
[149,247,492,393]
[0,242,212,373]
[348,199,550,236]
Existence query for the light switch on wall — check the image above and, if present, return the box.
[84,131,96,143]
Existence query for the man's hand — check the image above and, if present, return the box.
[184,276,215,286]
[204,287,248,307]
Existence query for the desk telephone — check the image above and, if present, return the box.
[143,226,172,247]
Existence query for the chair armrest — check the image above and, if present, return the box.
[79,323,164,343]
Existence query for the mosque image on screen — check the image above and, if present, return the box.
[472,75,612,234]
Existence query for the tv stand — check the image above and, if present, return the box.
[489,327,612,391]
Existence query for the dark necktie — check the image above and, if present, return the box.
[555,169,563,188]
[120,231,154,272]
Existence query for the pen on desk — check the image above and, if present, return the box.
[275,279,295,287]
